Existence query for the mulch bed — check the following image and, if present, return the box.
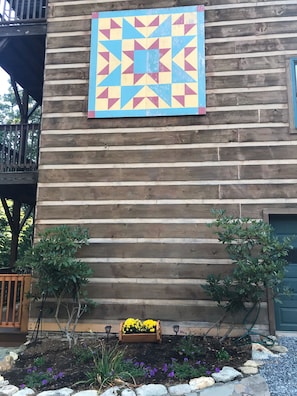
[4,334,251,391]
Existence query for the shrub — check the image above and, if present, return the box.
[84,342,135,390]
[16,225,93,346]
[202,209,292,339]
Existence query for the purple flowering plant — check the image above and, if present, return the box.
[23,363,64,390]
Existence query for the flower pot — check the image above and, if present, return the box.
[119,320,162,343]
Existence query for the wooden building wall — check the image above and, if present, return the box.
[33,0,297,335]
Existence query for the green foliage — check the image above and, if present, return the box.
[119,360,146,380]
[84,342,134,389]
[174,335,205,358]
[17,223,34,261]
[215,348,230,362]
[171,360,207,380]
[16,225,91,300]
[202,209,292,315]
[0,89,20,124]
[0,216,11,266]
[16,225,93,345]
[72,344,94,364]
[33,356,46,367]
[0,81,41,124]
[0,202,33,268]
[23,366,64,390]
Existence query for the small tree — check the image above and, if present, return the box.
[0,201,33,268]
[16,225,93,346]
[202,209,292,340]
[0,80,41,124]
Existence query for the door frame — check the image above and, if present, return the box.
[263,208,297,334]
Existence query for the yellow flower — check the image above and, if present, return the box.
[122,318,158,334]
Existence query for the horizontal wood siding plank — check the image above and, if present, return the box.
[241,203,297,218]
[205,4,297,23]
[37,185,219,201]
[47,19,90,33]
[40,148,218,165]
[221,184,297,199]
[29,300,269,324]
[46,35,90,49]
[42,99,87,113]
[206,37,297,55]
[207,55,286,72]
[206,73,286,90]
[86,280,268,301]
[87,282,208,300]
[221,145,297,161]
[238,128,291,142]
[35,223,216,239]
[240,164,297,179]
[207,91,287,107]
[40,129,239,147]
[38,166,239,182]
[35,204,240,220]
[206,20,297,40]
[45,67,89,82]
[45,51,90,65]
[86,262,235,279]
[75,242,227,260]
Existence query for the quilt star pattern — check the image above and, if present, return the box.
[88,5,205,118]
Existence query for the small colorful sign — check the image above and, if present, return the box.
[88,6,205,118]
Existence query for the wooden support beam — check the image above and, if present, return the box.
[10,200,21,267]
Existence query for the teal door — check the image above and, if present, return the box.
[270,215,297,331]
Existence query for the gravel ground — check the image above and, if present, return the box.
[259,337,297,396]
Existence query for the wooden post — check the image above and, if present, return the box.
[9,200,21,267]
[20,274,31,332]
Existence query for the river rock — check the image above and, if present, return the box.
[189,377,215,390]
[238,366,258,375]
[167,384,191,395]
[269,345,288,354]
[211,366,242,383]
[0,384,19,395]
[0,356,14,372]
[136,384,167,396]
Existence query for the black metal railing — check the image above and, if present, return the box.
[0,123,40,171]
[0,0,47,24]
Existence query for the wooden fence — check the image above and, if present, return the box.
[0,274,31,331]
[0,124,40,172]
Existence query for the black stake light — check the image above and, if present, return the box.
[173,324,180,336]
[105,325,112,341]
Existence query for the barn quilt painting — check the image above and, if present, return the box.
[88,6,205,118]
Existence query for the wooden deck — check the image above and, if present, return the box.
[0,124,39,172]
[0,124,39,206]
[0,0,47,105]
[0,0,46,23]
[0,273,31,332]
